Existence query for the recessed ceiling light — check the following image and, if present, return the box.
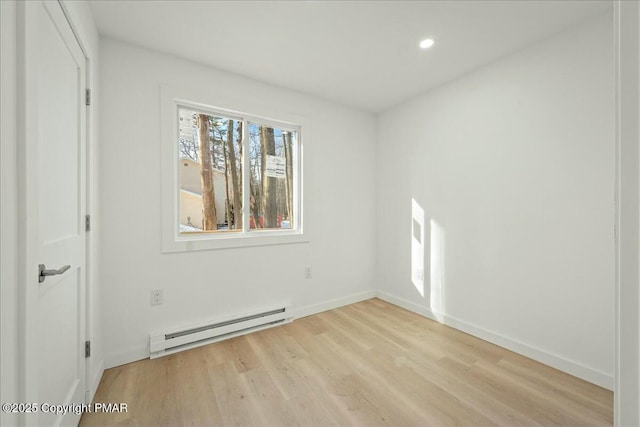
[419,38,435,49]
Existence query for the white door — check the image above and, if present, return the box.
[21,1,87,426]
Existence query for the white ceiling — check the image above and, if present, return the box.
[89,0,611,113]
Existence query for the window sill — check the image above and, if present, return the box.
[162,231,308,253]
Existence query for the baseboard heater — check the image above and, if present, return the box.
[149,305,293,359]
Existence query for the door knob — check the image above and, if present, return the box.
[39,264,70,283]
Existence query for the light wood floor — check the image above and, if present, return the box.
[80,298,613,427]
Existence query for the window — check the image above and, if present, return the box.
[177,108,243,233]
[161,86,304,252]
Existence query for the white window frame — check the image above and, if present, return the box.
[161,85,306,252]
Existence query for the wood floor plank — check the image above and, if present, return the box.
[80,298,613,427]
[396,353,543,427]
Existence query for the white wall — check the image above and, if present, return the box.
[98,39,377,367]
[376,13,615,388]
[60,0,104,402]
[1,2,19,426]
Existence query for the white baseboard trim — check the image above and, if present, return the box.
[375,290,614,391]
[88,360,104,403]
[105,291,377,369]
[104,289,613,390]
[293,290,378,319]
[105,345,148,370]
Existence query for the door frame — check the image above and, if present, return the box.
[614,1,640,426]
[56,0,96,405]
[16,1,93,424]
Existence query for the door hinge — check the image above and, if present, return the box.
[85,341,91,358]
[85,214,91,232]
[85,88,91,106]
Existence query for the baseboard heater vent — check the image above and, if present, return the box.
[150,305,293,359]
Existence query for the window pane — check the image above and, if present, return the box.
[178,108,242,234]
[248,123,296,231]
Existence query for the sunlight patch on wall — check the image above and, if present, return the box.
[430,218,445,321]
[411,198,425,297]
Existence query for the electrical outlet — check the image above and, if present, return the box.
[150,289,163,306]
[305,267,312,279]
